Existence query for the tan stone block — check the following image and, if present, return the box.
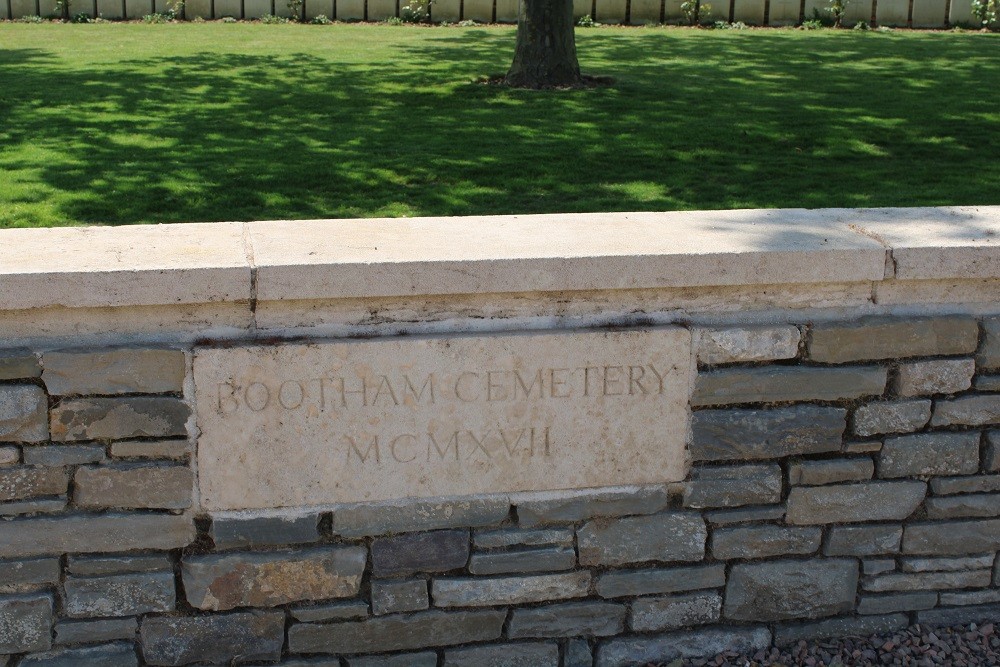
[0,447,19,467]
[42,348,185,396]
[73,464,193,510]
[195,328,691,511]
[894,358,974,397]
[696,325,800,365]
[0,467,68,502]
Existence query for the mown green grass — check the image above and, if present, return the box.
[0,23,998,227]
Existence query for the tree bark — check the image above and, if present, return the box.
[505,0,582,88]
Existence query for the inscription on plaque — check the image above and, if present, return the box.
[194,328,692,511]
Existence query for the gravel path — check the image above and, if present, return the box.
[670,621,999,666]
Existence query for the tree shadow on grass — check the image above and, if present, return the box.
[0,31,998,227]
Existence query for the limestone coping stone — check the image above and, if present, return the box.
[0,206,997,312]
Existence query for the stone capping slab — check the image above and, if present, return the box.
[1,206,996,312]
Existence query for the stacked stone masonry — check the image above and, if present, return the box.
[0,314,999,665]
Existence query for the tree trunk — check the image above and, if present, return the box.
[505,0,582,88]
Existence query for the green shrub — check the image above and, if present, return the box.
[576,14,596,26]
[801,18,824,28]
[310,13,332,22]
[16,14,45,22]
[221,15,237,21]
[142,12,171,22]
[714,19,748,28]
[680,0,712,24]
[400,0,430,22]
[971,0,999,27]
[457,18,477,25]
[383,15,404,23]
[852,18,870,28]
[260,13,289,22]
[827,0,849,26]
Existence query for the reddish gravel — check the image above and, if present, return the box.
[666,622,1000,667]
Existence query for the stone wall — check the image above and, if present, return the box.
[1,0,976,27]
[0,206,999,666]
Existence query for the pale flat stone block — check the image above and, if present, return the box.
[875,0,908,24]
[594,0,626,21]
[246,210,886,304]
[856,206,1000,280]
[911,0,946,25]
[767,0,800,23]
[9,0,38,18]
[733,0,765,23]
[42,348,185,396]
[894,358,974,397]
[0,448,19,467]
[495,0,518,21]
[629,0,661,22]
[949,0,974,24]
[183,0,211,17]
[695,325,799,365]
[125,0,153,17]
[461,0,492,21]
[97,0,123,21]
[875,278,1000,307]
[194,328,691,511]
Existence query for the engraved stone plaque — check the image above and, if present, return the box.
[194,328,692,511]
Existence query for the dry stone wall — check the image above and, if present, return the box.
[0,206,999,665]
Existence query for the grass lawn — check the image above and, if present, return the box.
[0,23,998,227]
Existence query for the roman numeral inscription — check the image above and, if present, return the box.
[193,328,692,511]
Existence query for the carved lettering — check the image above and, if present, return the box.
[390,434,418,463]
[245,382,270,411]
[217,382,239,415]
[428,431,460,461]
[345,434,380,463]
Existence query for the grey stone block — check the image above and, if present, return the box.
[926,494,1000,519]
[901,554,995,573]
[724,559,858,621]
[0,499,65,516]
[566,639,592,667]
[853,400,931,436]
[903,520,1000,555]
[844,440,884,454]
[67,554,172,577]
[54,617,137,645]
[41,348,185,396]
[878,431,980,478]
[596,626,772,667]
[774,614,909,645]
[596,564,726,598]
[0,513,194,558]
[516,487,670,527]
[858,592,938,615]
[183,546,366,611]
[469,547,575,575]
[940,589,1000,606]
[787,481,925,524]
[73,464,193,510]
[931,395,1000,427]
[704,505,785,525]
[0,593,52,653]
[630,592,722,632]
[916,603,1000,626]
[977,376,1000,392]
[288,609,506,654]
[23,446,105,467]
[508,601,626,638]
[578,512,705,567]
[334,498,508,537]
[695,325,801,365]
[932,474,1000,495]
[372,530,469,577]
[825,524,902,556]
[691,406,845,462]
[980,317,1000,370]
[109,440,191,461]
[0,467,67,503]
[0,558,59,590]
[444,642,559,667]
[712,525,820,560]
[473,528,573,549]
[0,447,17,466]
[807,317,979,363]
[64,572,175,618]
[348,653,437,667]
[140,611,284,666]
[692,366,887,406]
[209,512,320,550]
[18,642,138,667]
[863,559,896,576]
[788,458,873,486]
[290,600,369,622]
[683,464,781,509]
[0,351,40,381]
[372,579,428,616]
[863,569,991,592]
[0,386,48,443]
[433,571,590,607]
[895,359,975,397]
[987,432,1000,472]
[50,397,190,442]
